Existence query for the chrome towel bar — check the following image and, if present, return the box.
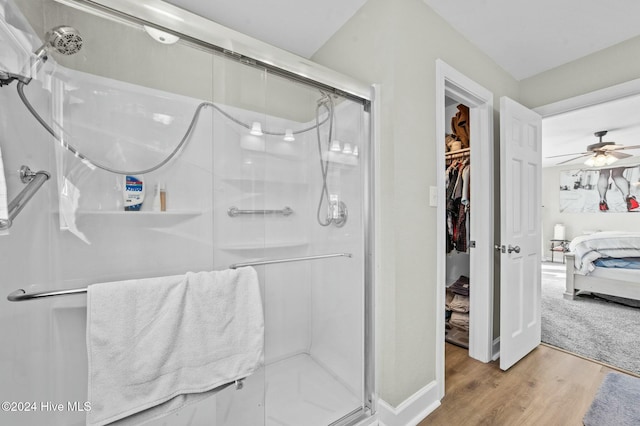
[227,206,293,217]
[7,253,352,302]
[228,252,351,269]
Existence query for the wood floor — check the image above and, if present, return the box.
[418,343,619,425]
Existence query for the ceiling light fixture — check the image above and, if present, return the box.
[584,152,618,167]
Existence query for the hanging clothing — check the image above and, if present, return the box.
[445,159,470,254]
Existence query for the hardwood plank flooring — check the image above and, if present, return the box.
[418,343,621,425]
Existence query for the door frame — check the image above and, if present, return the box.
[435,60,494,398]
[533,77,640,118]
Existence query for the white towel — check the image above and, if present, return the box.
[0,145,9,234]
[86,267,264,426]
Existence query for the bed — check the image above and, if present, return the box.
[564,231,640,301]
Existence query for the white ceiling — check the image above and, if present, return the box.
[423,0,640,81]
[165,0,640,82]
[163,0,367,58]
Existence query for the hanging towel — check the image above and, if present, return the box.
[0,145,9,234]
[86,267,264,426]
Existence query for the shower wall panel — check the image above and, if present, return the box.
[0,73,57,426]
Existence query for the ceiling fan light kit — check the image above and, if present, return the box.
[547,130,640,166]
[584,152,618,167]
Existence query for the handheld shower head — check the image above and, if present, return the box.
[34,25,83,60]
[46,26,83,55]
[1,25,83,87]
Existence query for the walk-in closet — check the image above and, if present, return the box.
[444,99,471,349]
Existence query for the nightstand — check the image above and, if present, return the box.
[550,239,570,263]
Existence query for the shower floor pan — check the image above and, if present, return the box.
[137,353,362,426]
[266,353,362,426]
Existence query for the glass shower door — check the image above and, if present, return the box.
[209,52,269,426]
[1,0,372,425]
[260,73,368,425]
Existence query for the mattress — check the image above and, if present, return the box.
[588,266,640,282]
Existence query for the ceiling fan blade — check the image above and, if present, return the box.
[609,151,632,159]
[556,154,592,165]
[545,151,589,159]
[614,144,640,151]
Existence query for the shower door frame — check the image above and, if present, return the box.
[59,0,377,424]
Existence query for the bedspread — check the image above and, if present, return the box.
[569,231,640,275]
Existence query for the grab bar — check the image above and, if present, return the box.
[0,165,50,230]
[227,206,293,217]
[7,252,352,301]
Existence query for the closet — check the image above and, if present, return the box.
[444,99,471,348]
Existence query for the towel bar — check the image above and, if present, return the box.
[7,253,352,301]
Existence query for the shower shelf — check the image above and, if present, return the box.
[60,210,202,225]
[74,210,201,216]
[322,152,359,167]
[222,177,308,185]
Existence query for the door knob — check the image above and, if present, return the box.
[508,244,520,254]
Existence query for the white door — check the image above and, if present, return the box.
[499,96,542,371]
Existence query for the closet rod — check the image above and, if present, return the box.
[445,148,470,160]
[6,252,353,302]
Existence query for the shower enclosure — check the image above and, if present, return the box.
[0,0,374,425]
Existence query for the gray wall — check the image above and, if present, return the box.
[312,0,519,407]
[520,35,640,109]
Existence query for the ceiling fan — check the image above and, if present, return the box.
[547,130,640,166]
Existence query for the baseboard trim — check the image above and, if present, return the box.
[376,380,440,426]
[492,337,500,361]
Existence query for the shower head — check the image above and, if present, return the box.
[0,25,82,87]
[46,25,83,55]
[8,26,84,85]
[34,25,83,60]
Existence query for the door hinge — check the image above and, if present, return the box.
[469,240,476,248]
